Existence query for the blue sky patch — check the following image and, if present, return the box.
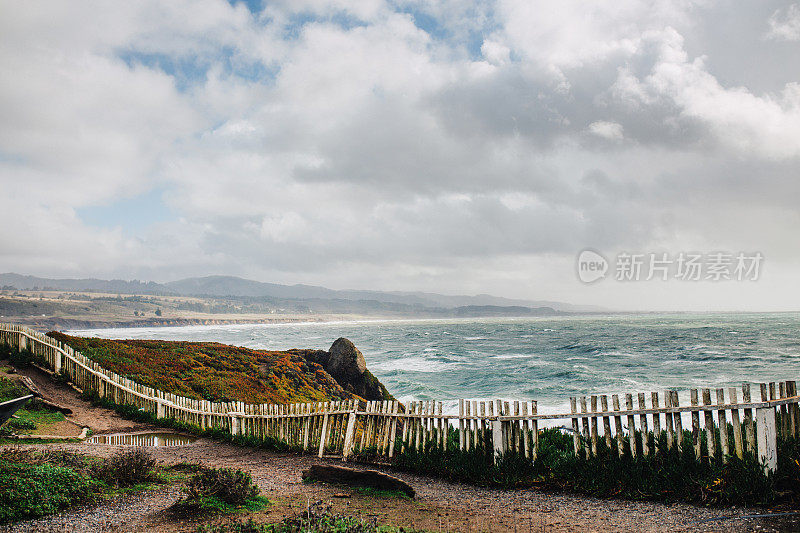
[118,48,275,91]
[77,188,176,236]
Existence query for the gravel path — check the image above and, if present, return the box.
[4,439,799,532]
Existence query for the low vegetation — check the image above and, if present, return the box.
[392,428,800,506]
[172,466,268,515]
[0,376,66,436]
[0,447,161,523]
[92,448,158,488]
[47,332,353,404]
[195,501,421,532]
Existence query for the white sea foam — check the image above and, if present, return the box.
[372,357,452,373]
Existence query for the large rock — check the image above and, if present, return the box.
[291,339,393,402]
[302,464,415,498]
[327,338,366,382]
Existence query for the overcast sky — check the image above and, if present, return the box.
[1,0,799,311]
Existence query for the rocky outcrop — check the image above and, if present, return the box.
[328,338,367,382]
[291,338,393,402]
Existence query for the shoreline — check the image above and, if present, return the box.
[2,316,341,332]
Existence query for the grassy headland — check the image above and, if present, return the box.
[47,333,357,404]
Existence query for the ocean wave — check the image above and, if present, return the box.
[372,357,453,373]
[73,314,800,409]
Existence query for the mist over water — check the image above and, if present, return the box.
[71,313,800,414]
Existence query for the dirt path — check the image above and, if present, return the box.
[2,365,799,532]
[11,364,155,434]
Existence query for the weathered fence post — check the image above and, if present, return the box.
[756,406,777,473]
[156,399,165,419]
[743,383,756,453]
[388,401,399,457]
[492,399,504,463]
[458,399,465,450]
[716,388,729,462]
[626,393,637,458]
[690,389,701,460]
[570,397,581,457]
[672,391,684,452]
[612,394,624,457]
[318,406,330,458]
[341,406,358,461]
[702,388,716,461]
[729,387,744,459]
[637,392,649,456]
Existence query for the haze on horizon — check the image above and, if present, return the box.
[1,1,800,313]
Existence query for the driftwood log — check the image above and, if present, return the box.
[302,464,415,498]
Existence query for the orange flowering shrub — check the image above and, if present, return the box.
[46,332,353,404]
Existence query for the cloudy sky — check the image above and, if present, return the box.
[1,0,799,311]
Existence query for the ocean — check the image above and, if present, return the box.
[69,313,800,415]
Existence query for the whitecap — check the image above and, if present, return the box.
[372,357,452,373]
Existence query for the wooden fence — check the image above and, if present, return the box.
[1,323,798,472]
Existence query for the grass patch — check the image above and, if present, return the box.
[194,501,424,532]
[15,408,66,426]
[0,376,27,401]
[353,486,412,500]
[0,376,67,436]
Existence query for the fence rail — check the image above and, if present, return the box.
[1,323,798,471]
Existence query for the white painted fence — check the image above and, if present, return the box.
[1,323,797,471]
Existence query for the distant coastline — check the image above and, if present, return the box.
[2,315,339,332]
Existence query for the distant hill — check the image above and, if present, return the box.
[163,275,602,312]
[0,273,605,313]
[0,273,172,295]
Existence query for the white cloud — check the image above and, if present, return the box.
[588,121,624,140]
[767,3,800,41]
[481,40,511,66]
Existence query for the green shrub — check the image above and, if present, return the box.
[174,467,266,515]
[92,448,157,487]
[0,342,12,360]
[8,348,34,368]
[5,417,36,431]
[0,462,98,522]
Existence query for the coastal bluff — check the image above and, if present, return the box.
[290,338,393,402]
[45,332,392,405]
